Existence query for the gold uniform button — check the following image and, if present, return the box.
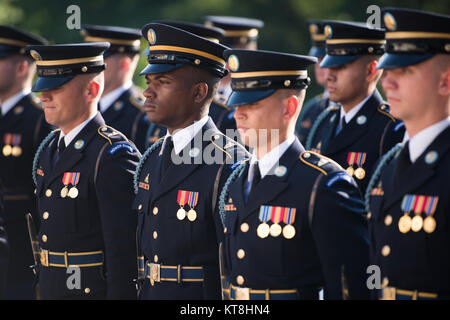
[84,288,90,294]
[381,245,391,257]
[42,235,47,242]
[153,207,159,215]
[237,249,245,259]
[154,255,158,263]
[153,231,158,239]
[224,227,227,234]
[45,189,52,197]
[34,189,37,195]
[384,215,393,226]
[367,212,372,219]
[240,223,249,233]
[236,275,245,286]
[43,212,49,220]
[138,204,143,211]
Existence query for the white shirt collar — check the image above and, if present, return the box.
[162,115,210,155]
[339,92,373,124]
[59,112,99,147]
[1,89,31,116]
[99,81,132,113]
[403,117,450,163]
[249,135,296,179]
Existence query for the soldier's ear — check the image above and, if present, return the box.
[285,95,299,119]
[87,79,101,101]
[192,82,209,104]
[437,68,450,97]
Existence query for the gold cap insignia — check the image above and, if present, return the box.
[228,54,239,72]
[30,49,42,61]
[324,25,333,39]
[147,29,157,45]
[445,43,450,52]
[384,12,397,31]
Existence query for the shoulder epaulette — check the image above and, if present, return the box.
[97,125,128,145]
[377,102,396,122]
[299,151,344,176]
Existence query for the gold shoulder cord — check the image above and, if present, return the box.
[210,134,232,159]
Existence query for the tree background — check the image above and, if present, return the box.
[1,0,448,100]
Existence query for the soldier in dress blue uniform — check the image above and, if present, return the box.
[203,16,264,135]
[134,23,249,300]
[305,21,405,195]
[296,20,335,144]
[366,8,450,300]
[28,42,140,299]
[81,25,151,153]
[218,49,370,300]
[0,26,50,299]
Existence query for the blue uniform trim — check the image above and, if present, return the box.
[133,139,164,194]
[364,143,403,212]
[32,130,58,186]
[305,105,340,150]
[108,142,135,155]
[326,172,353,188]
[218,162,247,228]
[393,121,405,132]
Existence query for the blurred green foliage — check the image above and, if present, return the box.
[2,0,449,99]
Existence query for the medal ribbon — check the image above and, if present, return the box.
[401,194,415,213]
[13,134,21,146]
[3,134,11,145]
[347,152,356,166]
[62,172,73,185]
[356,152,366,167]
[70,172,80,186]
[270,206,285,224]
[424,196,439,216]
[188,191,199,208]
[177,190,188,206]
[258,206,271,223]
[282,207,297,225]
[413,195,425,214]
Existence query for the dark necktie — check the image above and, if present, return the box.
[160,136,174,180]
[58,138,66,156]
[250,162,261,192]
[395,142,411,183]
[244,161,261,203]
[335,112,347,137]
[51,134,66,166]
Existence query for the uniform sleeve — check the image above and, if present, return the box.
[310,173,370,299]
[96,144,140,299]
